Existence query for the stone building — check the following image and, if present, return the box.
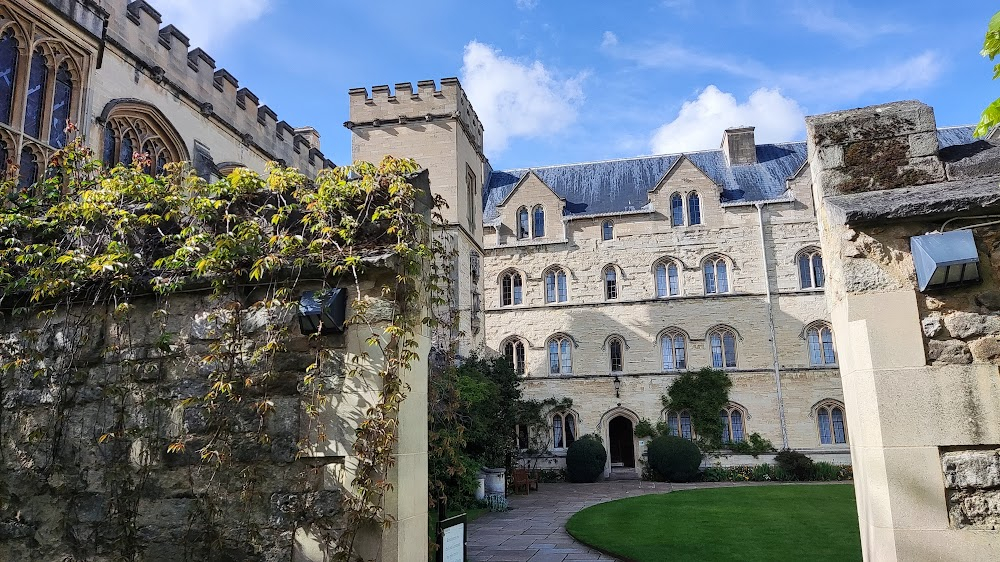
[810,100,1000,561]
[0,2,426,562]
[348,80,978,478]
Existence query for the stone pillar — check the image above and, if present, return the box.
[808,100,1000,560]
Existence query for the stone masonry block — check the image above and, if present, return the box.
[943,312,1000,339]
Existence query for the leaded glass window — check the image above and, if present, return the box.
[545,268,567,303]
[665,410,693,440]
[18,147,36,189]
[704,256,729,294]
[610,338,623,372]
[548,336,572,374]
[798,249,825,289]
[532,205,544,238]
[671,192,684,226]
[721,405,746,444]
[24,49,47,139]
[504,339,526,375]
[0,30,18,125]
[517,207,529,239]
[501,271,522,306]
[661,332,686,371]
[817,402,847,445]
[808,324,837,366]
[710,328,737,369]
[688,192,702,225]
[604,266,617,300]
[49,63,72,148]
[602,220,614,240]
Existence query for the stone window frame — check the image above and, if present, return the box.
[606,335,626,373]
[812,399,848,446]
[796,246,825,290]
[502,336,527,376]
[516,206,529,239]
[543,265,569,304]
[550,409,578,450]
[687,191,702,226]
[99,100,188,172]
[653,258,682,298]
[602,264,620,301]
[657,327,689,371]
[720,402,748,444]
[670,191,685,226]
[662,408,695,440]
[707,324,740,369]
[17,141,40,189]
[531,204,545,238]
[601,219,614,241]
[499,268,524,307]
[803,320,838,367]
[702,253,733,295]
[0,9,91,186]
[546,333,575,375]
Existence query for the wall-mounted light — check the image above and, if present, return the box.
[911,230,981,292]
[613,375,621,399]
[298,289,347,335]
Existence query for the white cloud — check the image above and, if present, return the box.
[461,41,586,154]
[781,52,942,100]
[790,4,909,45]
[515,0,538,10]
[650,86,805,154]
[601,31,618,48]
[154,0,269,50]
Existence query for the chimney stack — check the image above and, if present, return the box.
[722,126,757,165]
[294,127,321,150]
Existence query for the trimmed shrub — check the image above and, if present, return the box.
[775,449,814,480]
[566,435,607,483]
[647,435,703,482]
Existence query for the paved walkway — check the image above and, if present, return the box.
[466,480,669,562]
[466,480,841,562]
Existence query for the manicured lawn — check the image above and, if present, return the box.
[565,484,861,562]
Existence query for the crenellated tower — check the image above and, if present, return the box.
[346,79,487,355]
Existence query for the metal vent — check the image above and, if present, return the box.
[911,230,981,292]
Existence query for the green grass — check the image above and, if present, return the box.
[565,484,861,562]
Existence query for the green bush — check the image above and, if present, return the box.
[634,418,657,438]
[647,435,703,482]
[811,462,841,481]
[775,449,815,480]
[727,432,776,457]
[566,435,608,483]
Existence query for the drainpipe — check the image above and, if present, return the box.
[755,202,789,449]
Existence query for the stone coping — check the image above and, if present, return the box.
[825,174,1000,225]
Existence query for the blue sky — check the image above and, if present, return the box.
[155,0,996,171]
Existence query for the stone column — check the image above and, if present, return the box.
[808,100,1000,560]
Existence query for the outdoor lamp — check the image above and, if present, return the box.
[613,375,621,398]
[910,230,981,292]
[298,289,347,335]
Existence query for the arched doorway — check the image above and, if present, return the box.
[608,416,635,468]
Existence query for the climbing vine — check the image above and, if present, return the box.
[661,368,732,451]
[0,132,437,561]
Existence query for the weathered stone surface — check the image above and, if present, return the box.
[927,339,973,365]
[942,449,1000,489]
[941,140,1000,181]
[976,290,1000,311]
[943,312,1000,339]
[825,174,1000,225]
[922,313,943,338]
[970,337,1000,364]
[949,490,1000,529]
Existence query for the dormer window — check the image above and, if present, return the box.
[688,192,702,225]
[670,193,684,226]
[517,207,529,239]
[532,205,545,238]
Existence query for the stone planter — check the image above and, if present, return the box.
[478,467,506,497]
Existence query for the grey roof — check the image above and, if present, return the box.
[483,125,979,222]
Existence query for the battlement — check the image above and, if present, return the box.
[345,78,485,153]
[99,0,333,172]
[44,0,107,38]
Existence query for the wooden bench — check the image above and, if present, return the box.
[512,468,538,494]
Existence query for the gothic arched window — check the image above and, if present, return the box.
[720,404,746,444]
[503,338,526,375]
[703,255,730,294]
[532,205,544,238]
[548,335,572,374]
[609,337,624,372]
[807,323,837,366]
[49,63,72,148]
[604,266,618,300]
[100,101,188,171]
[664,410,693,439]
[688,192,702,225]
[552,411,577,449]
[0,30,19,125]
[517,207,529,239]
[544,267,568,303]
[798,248,825,289]
[709,327,738,369]
[661,330,687,371]
[24,48,47,139]
[816,401,847,445]
[670,192,684,226]
[655,260,680,297]
[500,270,523,306]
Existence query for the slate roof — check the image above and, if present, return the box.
[483,125,978,223]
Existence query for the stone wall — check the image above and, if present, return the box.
[0,272,427,561]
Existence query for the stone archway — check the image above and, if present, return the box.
[608,416,636,469]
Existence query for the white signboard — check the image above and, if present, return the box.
[441,521,465,562]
